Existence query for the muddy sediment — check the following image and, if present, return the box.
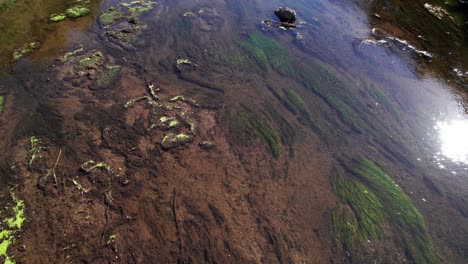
[0,0,467,263]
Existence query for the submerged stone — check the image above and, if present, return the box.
[97,64,121,88]
[50,13,66,22]
[199,141,216,150]
[161,133,192,150]
[99,8,123,27]
[66,6,91,18]
[274,7,296,24]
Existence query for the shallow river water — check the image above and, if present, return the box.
[0,0,467,263]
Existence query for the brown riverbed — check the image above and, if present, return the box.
[0,0,467,263]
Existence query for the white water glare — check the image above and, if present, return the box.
[436,120,468,164]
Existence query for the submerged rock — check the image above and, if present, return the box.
[50,13,66,22]
[13,42,40,61]
[161,133,192,150]
[274,7,296,24]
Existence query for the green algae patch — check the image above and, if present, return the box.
[96,64,121,88]
[13,42,40,61]
[50,13,66,22]
[61,46,84,62]
[332,159,439,264]
[286,90,306,111]
[240,33,292,75]
[0,192,26,264]
[29,136,44,165]
[0,96,4,115]
[65,6,90,18]
[231,111,280,159]
[99,8,123,27]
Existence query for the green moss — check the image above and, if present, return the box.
[240,33,292,75]
[97,64,121,88]
[0,192,25,264]
[65,6,90,18]
[13,42,40,61]
[349,159,438,264]
[49,13,66,22]
[0,96,4,115]
[29,136,44,165]
[231,111,280,159]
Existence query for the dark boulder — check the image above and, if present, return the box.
[274,7,296,24]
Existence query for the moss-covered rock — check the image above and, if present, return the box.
[96,64,121,88]
[99,8,123,27]
[13,41,40,61]
[65,6,90,18]
[50,13,66,22]
[161,133,192,150]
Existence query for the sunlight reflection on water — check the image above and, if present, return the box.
[436,119,468,164]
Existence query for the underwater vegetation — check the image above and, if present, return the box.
[332,158,438,264]
[230,110,280,159]
[0,0,15,12]
[28,136,44,166]
[240,33,293,76]
[0,192,26,264]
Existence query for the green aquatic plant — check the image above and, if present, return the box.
[13,42,40,61]
[65,6,90,18]
[240,33,292,75]
[286,89,306,111]
[29,136,44,165]
[348,159,438,264]
[0,192,26,264]
[331,207,359,252]
[231,111,280,159]
[0,0,15,12]
[97,64,121,88]
[333,159,438,263]
[332,171,384,242]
